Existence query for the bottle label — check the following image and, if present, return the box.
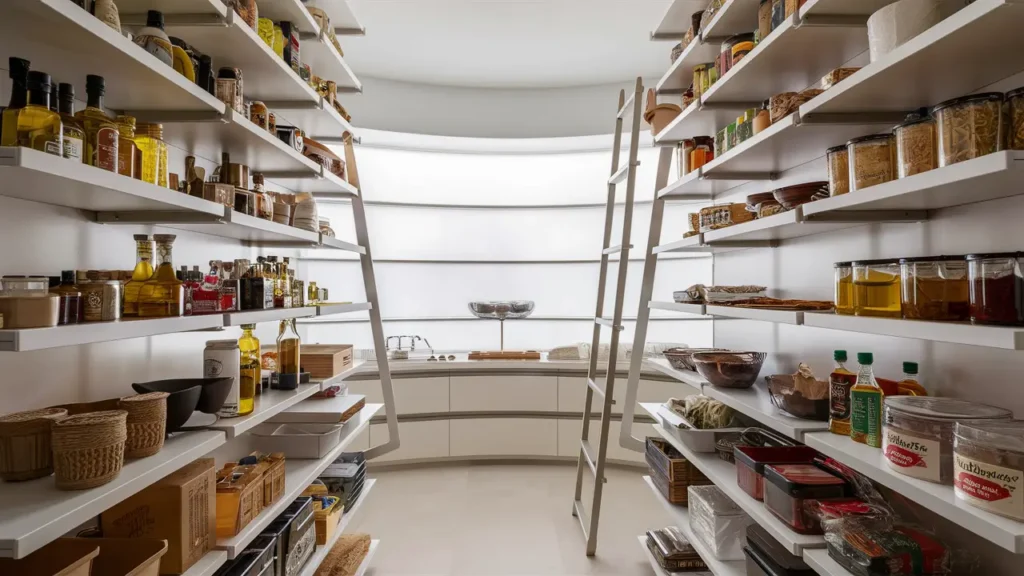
[205,345,240,418]
[829,373,853,422]
[43,138,61,156]
[955,453,1024,519]
[94,126,118,172]
[883,428,941,482]
[850,388,882,448]
[63,135,83,161]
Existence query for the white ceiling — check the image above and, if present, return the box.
[343,0,675,89]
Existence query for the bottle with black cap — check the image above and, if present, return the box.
[56,83,85,162]
[11,71,62,156]
[0,57,31,147]
[132,10,173,67]
[76,75,119,172]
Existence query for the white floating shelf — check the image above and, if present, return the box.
[648,301,706,316]
[655,39,723,93]
[257,0,320,34]
[803,151,1024,215]
[136,206,320,248]
[317,302,372,316]
[701,0,760,41]
[657,168,751,201]
[653,234,711,254]
[353,540,380,576]
[319,0,364,33]
[301,30,362,92]
[223,307,318,327]
[179,550,229,576]
[644,408,826,555]
[0,431,225,559]
[0,314,224,352]
[645,359,705,389]
[804,431,1024,553]
[802,549,852,576]
[0,0,226,114]
[654,100,753,143]
[311,361,365,391]
[799,0,898,17]
[0,147,224,215]
[705,304,804,325]
[642,478,746,576]
[803,312,1024,350]
[207,384,322,438]
[217,403,382,558]
[297,479,378,576]
[320,235,366,254]
[272,99,357,142]
[702,14,868,106]
[800,0,1024,119]
[164,11,321,104]
[117,0,226,16]
[651,0,713,38]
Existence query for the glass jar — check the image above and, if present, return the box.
[252,173,274,220]
[826,145,849,196]
[853,258,901,318]
[899,256,969,321]
[933,92,1004,167]
[758,0,773,41]
[49,272,81,325]
[834,261,853,315]
[690,137,713,171]
[275,318,301,390]
[966,253,1024,325]
[847,134,896,192]
[677,138,695,176]
[238,323,260,411]
[138,234,183,317]
[894,114,937,178]
[135,122,168,188]
[1007,86,1024,150]
[771,0,785,31]
[0,276,50,297]
[693,63,713,98]
[115,115,139,179]
[123,234,154,316]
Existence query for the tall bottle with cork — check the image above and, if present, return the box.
[275,318,301,390]
[138,234,184,317]
[828,350,857,435]
[850,352,884,448]
[123,235,154,316]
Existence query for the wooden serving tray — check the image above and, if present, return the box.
[468,350,541,360]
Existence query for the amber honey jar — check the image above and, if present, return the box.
[900,256,969,322]
[853,259,901,318]
[834,261,853,315]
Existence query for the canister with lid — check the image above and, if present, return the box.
[894,112,937,178]
[847,133,896,192]
[1007,86,1024,150]
[954,420,1024,520]
[834,262,853,315]
[206,339,241,418]
[825,145,849,196]
[852,258,901,318]
[965,252,1024,325]
[899,256,968,321]
[884,396,1011,485]
[933,92,1004,167]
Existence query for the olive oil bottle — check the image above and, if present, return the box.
[76,75,118,172]
[0,57,31,147]
[850,352,884,448]
[56,83,85,162]
[11,71,62,156]
[238,324,259,414]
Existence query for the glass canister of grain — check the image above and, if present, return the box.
[847,133,896,191]
[894,113,937,178]
[933,93,1004,167]
[966,253,1024,326]
[834,261,853,315]
[1007,87,1024,150]
[826,145,849,196]
[853,258,901,318]
[900,256,969,322]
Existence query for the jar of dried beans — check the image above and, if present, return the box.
[933,92,1004,167]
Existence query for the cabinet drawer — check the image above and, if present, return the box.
[369,421,449,463]
[348,377,449,415]
[449,375,557,412]
[556,419,644,464]
[449,418,557,457]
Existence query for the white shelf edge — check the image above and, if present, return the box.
[353,540,379,576]
[317,302,372,316]
[179,550,229,576]
[206,384,322,438]
[297,478,377,576]
[310,360,365,390]
[223,307,318,326]
[649,301,707,316]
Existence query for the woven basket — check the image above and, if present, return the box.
[119,392,169,458]
[52,410,128,491]
[0,407,68,482]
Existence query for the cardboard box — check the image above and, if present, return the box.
[101,458,216,575]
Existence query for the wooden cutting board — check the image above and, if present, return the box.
[468,350,542,360]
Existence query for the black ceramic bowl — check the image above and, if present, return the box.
[131,380,202,434]
[134,377,233,415]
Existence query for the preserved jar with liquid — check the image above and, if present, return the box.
[966,253,1024,326]
[899,256,969,321]
[123,234,154,316]
[138,234,183,317]
[834,261,853,315]
[853,259,901,318]
[276,318,301,390]
[115,115,139,179]
[136,122,168,187]
[239,324,260,408]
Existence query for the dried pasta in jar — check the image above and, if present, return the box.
[894,114,937,178]
[847,134,896,191]
[933,92,1004,167]
[826,145,849,196]
[1007,86,1024,150]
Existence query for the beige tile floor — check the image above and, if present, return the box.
[346,463,667,576]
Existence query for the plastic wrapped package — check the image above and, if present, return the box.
[687,485,753,561]
[825,521,952,576]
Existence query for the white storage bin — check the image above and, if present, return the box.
[688,485,753,561]
[251,423,343,459]
[657,404,744,453]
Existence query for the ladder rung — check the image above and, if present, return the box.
[573,499,590,538]
[595,317,623,330]
[586,378,616,404]
[602,244,632,255]
[616,92,635,119]
[607,164,629,185]
[581,439,598,476]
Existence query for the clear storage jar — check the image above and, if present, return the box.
[853,258,901,318]
[826,145,849,196]
[899,256,969,321]
[847,133,896,191]
[966,252,1024,325]
[894,114,937,178]
[1008,86,1024,150]
[834,262,853,315]
[934,92,1004,167]
[954,420,1024,521]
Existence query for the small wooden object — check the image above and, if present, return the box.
[90,538,168,576]
[303,483,344,546]
[262,452,286,507]
[468,350,541,360]
[645,437,712,505]
[301,344,353,378]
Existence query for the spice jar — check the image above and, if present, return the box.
[691,136,714,171]
[894,113,937,178]
[826,145,849,196]
[933,92,1004,167]
[1008,87,1024,150]
[253,173,274,221]
[215,67,244,114]
[966,253,1024,325]
[135,123,168,188]
[884,397,1011,485]
[899,256,969,321]
[81,282,105,322]
[731,34,755,67]
[249,100,269,131]
[954,420,1024,520]
[847,133,896,191]
[834,261,853,315]
[853,258,901,318]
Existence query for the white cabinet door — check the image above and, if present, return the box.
[368,421,449,462]
[449,375,558,412]
[449,418,558,457]
[556,419,644,464]
[348,377,449,415]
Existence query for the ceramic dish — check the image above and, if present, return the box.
[772,182,828,210]
[692,352,767,389]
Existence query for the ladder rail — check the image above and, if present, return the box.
[620,145,675,454]
[341,134,400,460]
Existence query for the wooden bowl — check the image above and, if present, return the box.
[772,182,828,210]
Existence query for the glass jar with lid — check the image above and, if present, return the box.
[933,92,1004,167]
[900,256,969,321]
[852,258,901,318]
[966,253,1024,325]
[847,134,896,192]
[894,112,937,178]
[834,262,853,315]
[826,145,849,196]
[135,122,168,188]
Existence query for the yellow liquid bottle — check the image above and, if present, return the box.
[238,323,260,415]
[276,318,301,390]
[138,234,184,317]
[828,350,857,435]
[0,58,30,148]
[56,83,85,162]
[135,122,168,187]
[13,72,62,156]
[898,361,927,396]
[76,75,118,172]
[850,352,884,448]
[123,235,154,316]
[116,115,139,179]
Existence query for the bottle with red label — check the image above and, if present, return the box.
[76,75,119,172]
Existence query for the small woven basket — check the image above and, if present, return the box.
[0,407,68,482]
[119,392,169,458]
[52,410,128,490]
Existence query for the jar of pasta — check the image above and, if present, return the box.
[826,145,849,196]
[847,134,896,192]
[933,92,1004,167]
[1007,86,1024,150]
[894,113,937,178]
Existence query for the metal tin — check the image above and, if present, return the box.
[249,100,269,131]
[101,280,121,321]
[81,283,105,322]
[206,339,241,417]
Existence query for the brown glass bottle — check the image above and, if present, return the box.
[76,75,118,172]
[0,57,31,147]
[56,83,85,162]
[50,271,82,325]
[828,350,857,436]
[13,71,62,156]
[138,234,184,317]
[116,115,139,178]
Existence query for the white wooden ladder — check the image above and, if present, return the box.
[572,77,645,557]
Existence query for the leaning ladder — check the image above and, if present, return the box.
[339,134,401,461]
[572,77,645,557]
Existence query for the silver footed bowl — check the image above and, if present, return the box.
[468,301,535,320]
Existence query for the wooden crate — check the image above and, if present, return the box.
[301,345,353,378]
[216,461,268,538]
[263,453,286,507]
